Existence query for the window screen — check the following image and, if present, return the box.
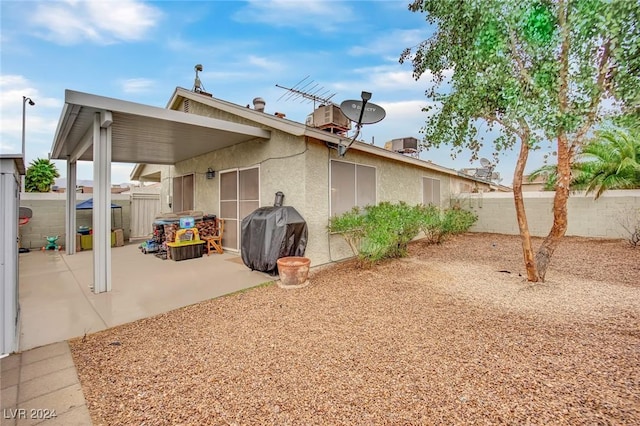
[356,165,376,208]
[331,160,376,216]
[423,177,441,206]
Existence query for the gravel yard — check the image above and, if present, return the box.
[70,233,640,425]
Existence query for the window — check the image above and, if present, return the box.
[172,174,194,212]
[330,160,376,216]
[422,177,441,206]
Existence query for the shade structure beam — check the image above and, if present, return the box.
[92,112,112,293]
[65,159,77,254]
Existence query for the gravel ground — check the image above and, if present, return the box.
[69,233,640,425]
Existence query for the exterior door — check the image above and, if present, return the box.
[172,174,194,212]
[219,167,259,250]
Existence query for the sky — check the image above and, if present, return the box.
[0,0,550,186]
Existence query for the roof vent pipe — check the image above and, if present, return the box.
[253,97,266,112]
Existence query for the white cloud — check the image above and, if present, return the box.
[234,0,356,32]
[30,0,162,45]
[247,55,285,73]
[348,29,426,57]
[121,78,156,94]
[368,99,435,141]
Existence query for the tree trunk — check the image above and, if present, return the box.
[535,134,571,281]
[513,138,539,282]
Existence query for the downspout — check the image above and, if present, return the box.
[326,140,335,263]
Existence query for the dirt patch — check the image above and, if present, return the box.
[70,233,640,425]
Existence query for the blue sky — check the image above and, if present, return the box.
[0,0,548,186]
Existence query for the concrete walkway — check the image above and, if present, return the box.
[2,243,274,425]
[1,342,90,426]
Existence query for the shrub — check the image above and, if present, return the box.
[329,202,478,266]
[416,205,478,244]
[328,207,365,256]
[361,201,422,260]
[442,207,478,235]
[328,202,422,264]
[620,208,640,248]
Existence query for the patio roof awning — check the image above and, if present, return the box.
[50,90,271,164]
[50,89,272,294]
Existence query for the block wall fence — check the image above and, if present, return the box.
[18,193,131,250]
[16,190,639,251]
[463,190,640,239]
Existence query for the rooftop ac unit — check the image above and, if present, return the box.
[311,104,350,131]
[389,137,418,153]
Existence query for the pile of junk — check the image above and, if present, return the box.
[139,211,217,260]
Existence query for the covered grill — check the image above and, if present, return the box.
[241,205,308,274]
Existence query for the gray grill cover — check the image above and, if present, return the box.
[241,206,308,274]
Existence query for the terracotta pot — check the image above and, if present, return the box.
[277,256,311,286]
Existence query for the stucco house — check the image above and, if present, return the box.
[131,87,508,266]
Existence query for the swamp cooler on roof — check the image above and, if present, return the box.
[241,204,308,274]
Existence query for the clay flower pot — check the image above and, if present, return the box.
[276,256,311,287]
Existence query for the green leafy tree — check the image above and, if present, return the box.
[401,0,640,282]
[580,126,640,198]
[529,125,640,197]
[25,158,60,192]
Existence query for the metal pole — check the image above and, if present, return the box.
[21,97,26,193]
[21,96,34,192]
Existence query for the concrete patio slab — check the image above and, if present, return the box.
[2,243,274,426]
[17,243,273,351]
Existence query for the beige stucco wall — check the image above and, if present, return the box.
[174,132,306,211]
[164,99,497,266]
[19,193,131,249]
[168,132,479,266]
[467,189,640,238]
[300,142,494,264]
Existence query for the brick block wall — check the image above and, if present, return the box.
[466,190,640,239]
[19,193,131,249]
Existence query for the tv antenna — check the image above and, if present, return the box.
[276,76,336,108]
[191,63,213,97]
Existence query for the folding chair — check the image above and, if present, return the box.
[205,218,224,255]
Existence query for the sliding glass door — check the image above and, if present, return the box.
[219,167,260,250]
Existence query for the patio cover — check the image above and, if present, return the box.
[50,89,271,293]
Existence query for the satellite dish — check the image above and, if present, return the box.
[480,157,492,167]
[475,168,491,178]
[491,172,500,180]
[339,100,386,124]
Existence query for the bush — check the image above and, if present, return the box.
[328,202,422,264]
[329,202,478,266]
[361,202,422,261]
[328,207,366,256]
[416,205,478,244]
[620,208,640,248]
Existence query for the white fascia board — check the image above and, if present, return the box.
[173,87,306,136]
[130,163,145,181]
[51,103,81,160]
[65,90,271,140]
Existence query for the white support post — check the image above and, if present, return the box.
[92,112,112,293]
[65,158,77,254]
